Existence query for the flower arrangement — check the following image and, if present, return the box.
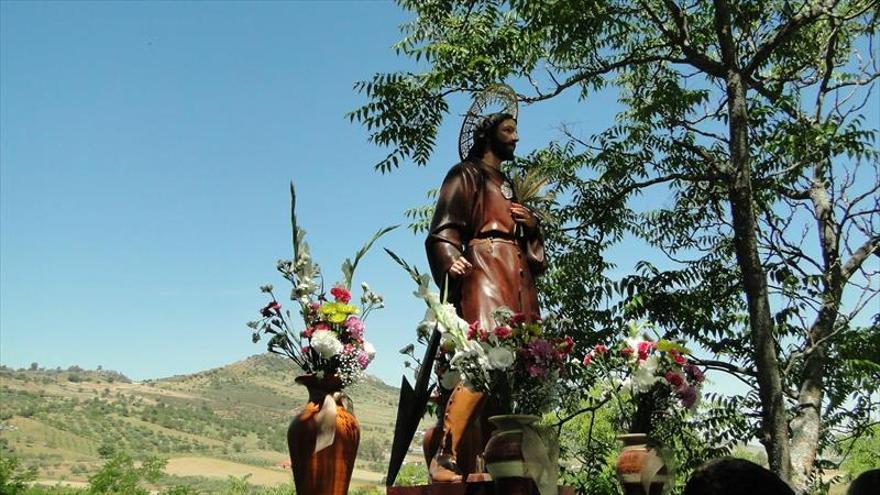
[406,272,575,415]
[248,183,395,387]
[581,322,705,433]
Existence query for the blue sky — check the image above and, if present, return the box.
[0,1,613,384]
[3,2,873,393]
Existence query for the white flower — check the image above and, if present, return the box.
[363,341,376,360]
[449,340,486,369]
[434,303,469,337]
[414,275,441,307]
[632,355,661,393]
[439,370,461,390]
[361,282,371,292]
[487,347,515,370]
[311,330,343,359]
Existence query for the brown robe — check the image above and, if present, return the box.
[426,160,545,332]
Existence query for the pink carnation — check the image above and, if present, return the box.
[302,327,314,338]
[357,351,370,369]
[593,344,609,355]
[582,354,593,366]
[620,347,634,358]
[345,316,365,342]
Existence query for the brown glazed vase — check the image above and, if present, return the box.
[287,374,360,495]
[483,414,541,495]
[615,433,669,495]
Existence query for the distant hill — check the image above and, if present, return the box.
[0,354,412,489]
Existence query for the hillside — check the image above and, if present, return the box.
[0,354,414,489]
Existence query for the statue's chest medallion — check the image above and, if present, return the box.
[500,181,514,200]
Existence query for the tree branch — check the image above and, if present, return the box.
[744,0,837,76]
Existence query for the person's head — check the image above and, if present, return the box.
[467,112,518,162]
[682,458,794,495]
[848,469,880,495]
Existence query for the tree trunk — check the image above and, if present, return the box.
[724,70,792,481]
[790,171,842,493]
[789,308,834,493]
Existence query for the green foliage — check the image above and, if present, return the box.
[87,452,165,494]
[349,487,384,495]
[841,424,880,479]
[0,454,38,494]
[393,462,429,487]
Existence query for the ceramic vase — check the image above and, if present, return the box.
[483,414,542,495]
[615,433,669,495]
[287,374,359,495]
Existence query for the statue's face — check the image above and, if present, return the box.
[490,118,518,161]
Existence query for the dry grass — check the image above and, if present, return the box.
[165,456,292,486]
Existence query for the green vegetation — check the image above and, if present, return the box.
[0,355,398,490]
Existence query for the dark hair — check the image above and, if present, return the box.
[682,458,794,495]
[848,469,880,495]
[466,112,515,160]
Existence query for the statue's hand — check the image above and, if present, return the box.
[448,256,473,279]
[510,203,538,231]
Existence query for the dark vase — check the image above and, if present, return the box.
[287,374,359,495]
[615,433,670,495]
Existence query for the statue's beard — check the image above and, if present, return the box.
[489,136,516,161]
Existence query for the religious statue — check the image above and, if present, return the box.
[423,86,546,483]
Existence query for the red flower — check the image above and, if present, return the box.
[314,322,330,332]
[467,320,481,340]
[669,350,687,365]
[637,341,656,361]
[593,344,609,355]
[582,354,593,366]
[302,326,314,338]
[261,301,281,317]
[620,347,634,358]
[556,336,575,355]
[330,287,351,303]
[664,371,684,387]
[494,326,512,340]
[511,312,528,327]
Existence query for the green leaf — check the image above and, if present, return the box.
[341,225,399,290]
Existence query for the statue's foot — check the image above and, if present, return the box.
[429,454,463,483]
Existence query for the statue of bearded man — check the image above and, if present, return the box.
[424,112,546,482]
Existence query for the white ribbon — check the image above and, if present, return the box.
[520,424,558,495]
[312,393,337,453]
[640,448,666,494]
